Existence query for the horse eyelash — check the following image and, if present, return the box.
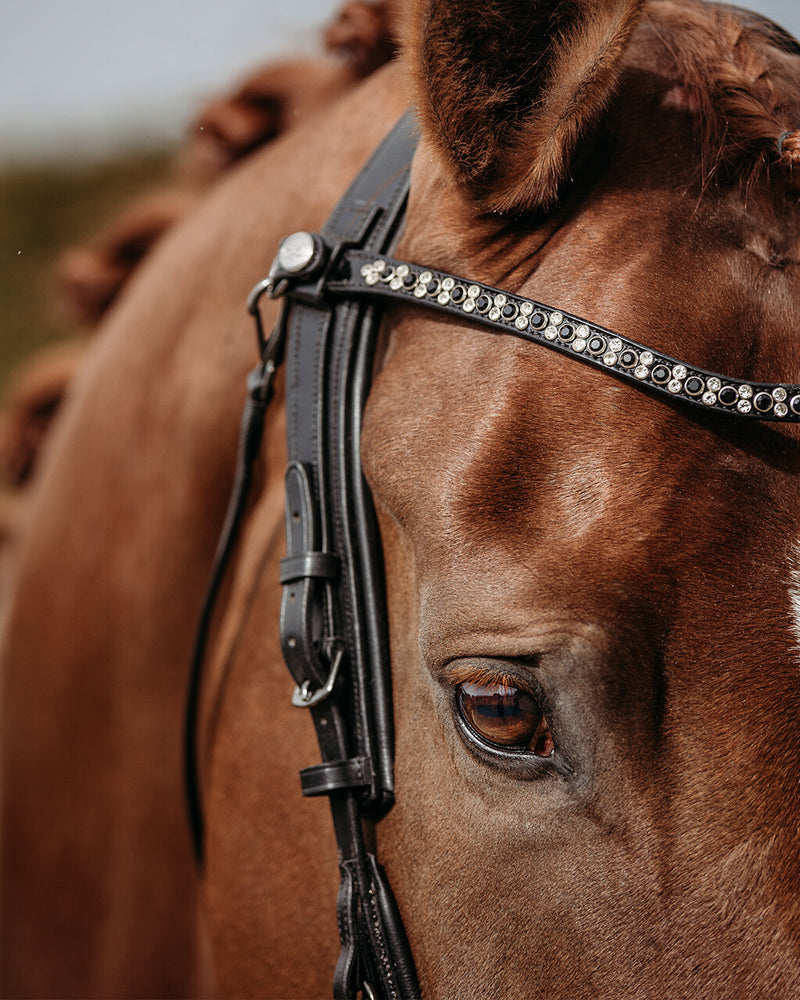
[444,664,532,694]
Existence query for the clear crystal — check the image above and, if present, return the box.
[737,399,752,413]
[463,300,475,313]
[773,387,787,401]
[468,285,480,298]
[635,365,649,379]
[515,316,529,330]
[390,277,402,290]
[442,277,455,291]
[641,351,654,366]
[668,379,682,393]
[365,272,380,286]
[707,377,721,391]
[573,339,587,353]
[551,311,564,326]
[520,302,533,316]
[576,325,589,338]
[489,307,501,321]
[420,271,432,284]
[413,285,426,298]
[775,402,788,417]
[396,264,409,278]
[494,294,507,307]
[603,352,618,366]
[703,391,717,406]
[438,292,450,305]
[545,327,559,341]
[739,384,753,398]
[609,338,623,352]
[672,365,687,380]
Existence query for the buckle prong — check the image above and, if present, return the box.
[291,642,344,708]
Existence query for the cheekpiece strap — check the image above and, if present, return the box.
[278,113,422,1000]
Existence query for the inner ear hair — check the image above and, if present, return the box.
[405,0,646,213]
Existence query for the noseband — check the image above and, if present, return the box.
[185,112,800,1000]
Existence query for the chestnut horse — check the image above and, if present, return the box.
[2,0,800,996]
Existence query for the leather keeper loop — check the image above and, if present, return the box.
[280,552,340,585]
[300,756,373,797]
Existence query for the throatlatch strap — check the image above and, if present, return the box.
[185,356,283,864]
[278,114,421,1000]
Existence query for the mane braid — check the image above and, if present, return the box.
[649,0,800,191]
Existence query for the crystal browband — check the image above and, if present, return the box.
[321,248,800,424]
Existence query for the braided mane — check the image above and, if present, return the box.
[647,0,800,188]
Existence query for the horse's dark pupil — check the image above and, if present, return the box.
[457,681,545,751]
[477,701,520,719]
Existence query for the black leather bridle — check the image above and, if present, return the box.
[184,111,800,1000]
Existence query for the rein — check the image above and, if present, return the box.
[185,111,800,1000]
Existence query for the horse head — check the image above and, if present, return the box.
[2,1,799,997]
[357,0,800,994]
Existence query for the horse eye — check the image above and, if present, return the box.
[457,681,554,756]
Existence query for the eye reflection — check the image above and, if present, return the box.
[457,681,554,756]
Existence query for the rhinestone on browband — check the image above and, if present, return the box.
[356,257,799,422]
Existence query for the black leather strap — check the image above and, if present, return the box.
[279,113,421,1000]
[184,116,422,999]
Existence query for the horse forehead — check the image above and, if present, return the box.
[365,322,703,584]
[364,285,798,646]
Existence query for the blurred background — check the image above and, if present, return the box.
[1,0,343,395]
[1,0,799,402]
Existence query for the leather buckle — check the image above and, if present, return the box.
[291,640,344,708]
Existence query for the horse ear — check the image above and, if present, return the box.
[405,0,645,213]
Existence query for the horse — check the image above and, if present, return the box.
[2,0,800,996]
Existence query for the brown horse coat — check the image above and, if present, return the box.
[2,1,800,997]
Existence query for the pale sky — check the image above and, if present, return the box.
[0,0,339,159]
[1,0,799,161]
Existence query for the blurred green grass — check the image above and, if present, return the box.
[0,149,174,393]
